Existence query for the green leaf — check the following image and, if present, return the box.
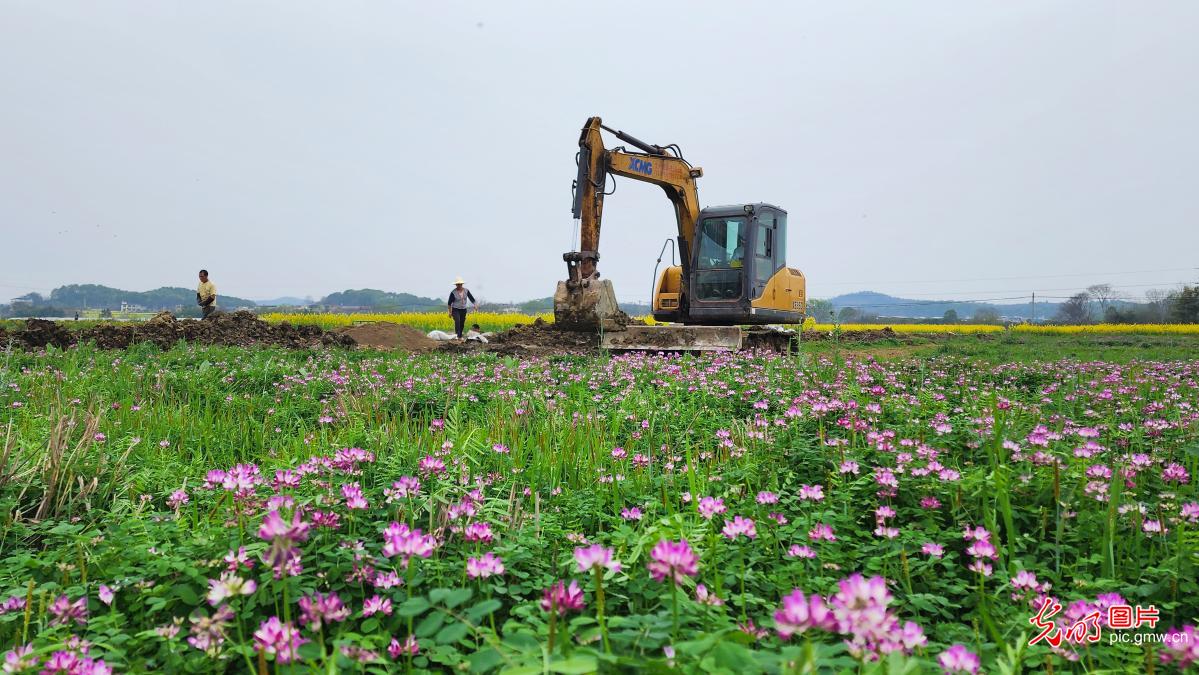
[435,621,470,645]
[548,656,598,674]
[442,588,473,608]
[174,585,199,605]
[360,617,380,633]
[466,599,502,621]
[710,641,756,671]
[415,612,446,638]
[502,633,540,653]
[397,597,431,617]
[469,648,504,673]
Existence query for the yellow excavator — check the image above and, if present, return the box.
[554,116,806,350]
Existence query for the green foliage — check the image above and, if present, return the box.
[0,339,1195,672]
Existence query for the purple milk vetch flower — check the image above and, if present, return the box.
[540,580,585,615]
[253,616,308,664]
[938,644,981,674]
[574,545,621,573]
[774,589,836,638]
[647,539,699,585]
[466,553,505,579]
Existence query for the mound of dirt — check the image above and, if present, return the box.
[800,327,910,343]
[439,317,599,356]
[337,322,438,352]
[0,312,355,351]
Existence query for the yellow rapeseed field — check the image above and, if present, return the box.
[262,313,1199,336]
[259,312,552,333]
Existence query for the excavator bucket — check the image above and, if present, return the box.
[600,324,743,352]
[554,277,743,351]
[553,279,626,332]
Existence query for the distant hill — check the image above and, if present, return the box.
[46,284,258,310]
[256,296,311,307]
[515,296,652,316]
[827,291,1058,320]
[319,289,443,311]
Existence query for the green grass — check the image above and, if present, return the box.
[0,335,1195,672]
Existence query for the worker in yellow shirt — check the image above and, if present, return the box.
[197,269,218,319]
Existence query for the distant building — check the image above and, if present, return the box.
[10,298,33,307]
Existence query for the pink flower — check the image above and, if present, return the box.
[774,589,836,638]
[418,456,447,477]
[696,584,724,606]
[574,545,622,573]
[253,616,308,664]
[258,509,310,578]
[721,516,757,540]
[167,490,189,509]
[808,523,837,541]
[786,544,817,559]
[2,644,36,673]
[98,585,114,606]
[462,522,494,543]
[697,497,726,520]
[382,522,436,564]
[798,484,825,501]
[938,644,980,674]
[298,592,349,631]
[384,476,422,501]
[1159,625,1199,668]
[363,595,393,617]
[206,573,256,606]
[540,580,585,615]
[647,539,699,585]
[921,543,944,557]
[756,491,779,504]
[224,546,255,572]
[341,482,369,510]
[466,553,505,579]
[620,507,643,521]
[389,636,419,659]
[48,595,87,626]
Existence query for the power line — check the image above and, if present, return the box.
[814,266,1199,287]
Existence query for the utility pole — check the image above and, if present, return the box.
[1030,292,1035,323]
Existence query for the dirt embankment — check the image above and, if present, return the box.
[0,311,355,350]
[799,327,909,343]
[438,318,599,357]
[335,322,439,352]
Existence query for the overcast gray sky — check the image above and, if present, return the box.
[2,1,1197,305]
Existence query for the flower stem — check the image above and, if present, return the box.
[670,582,679,643]
[594,567,609,653]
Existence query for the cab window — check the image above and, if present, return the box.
[697,217,747,269]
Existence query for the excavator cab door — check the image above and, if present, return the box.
[748,207,784,299]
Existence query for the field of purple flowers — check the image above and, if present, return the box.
[0,340,1197,673]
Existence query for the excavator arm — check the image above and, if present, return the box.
[557,117,703,330]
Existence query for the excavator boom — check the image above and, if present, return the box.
[556,117,701,332]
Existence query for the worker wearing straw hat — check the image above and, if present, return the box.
[446,277,478,339]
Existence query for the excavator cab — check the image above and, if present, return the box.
[665,203,804,325]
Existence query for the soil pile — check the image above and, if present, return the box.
[439,317,599,356]
[800,327,910,343]
[0,312,355,350]
[336,322,438,352]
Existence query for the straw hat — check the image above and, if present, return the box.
[452,277,466,286]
